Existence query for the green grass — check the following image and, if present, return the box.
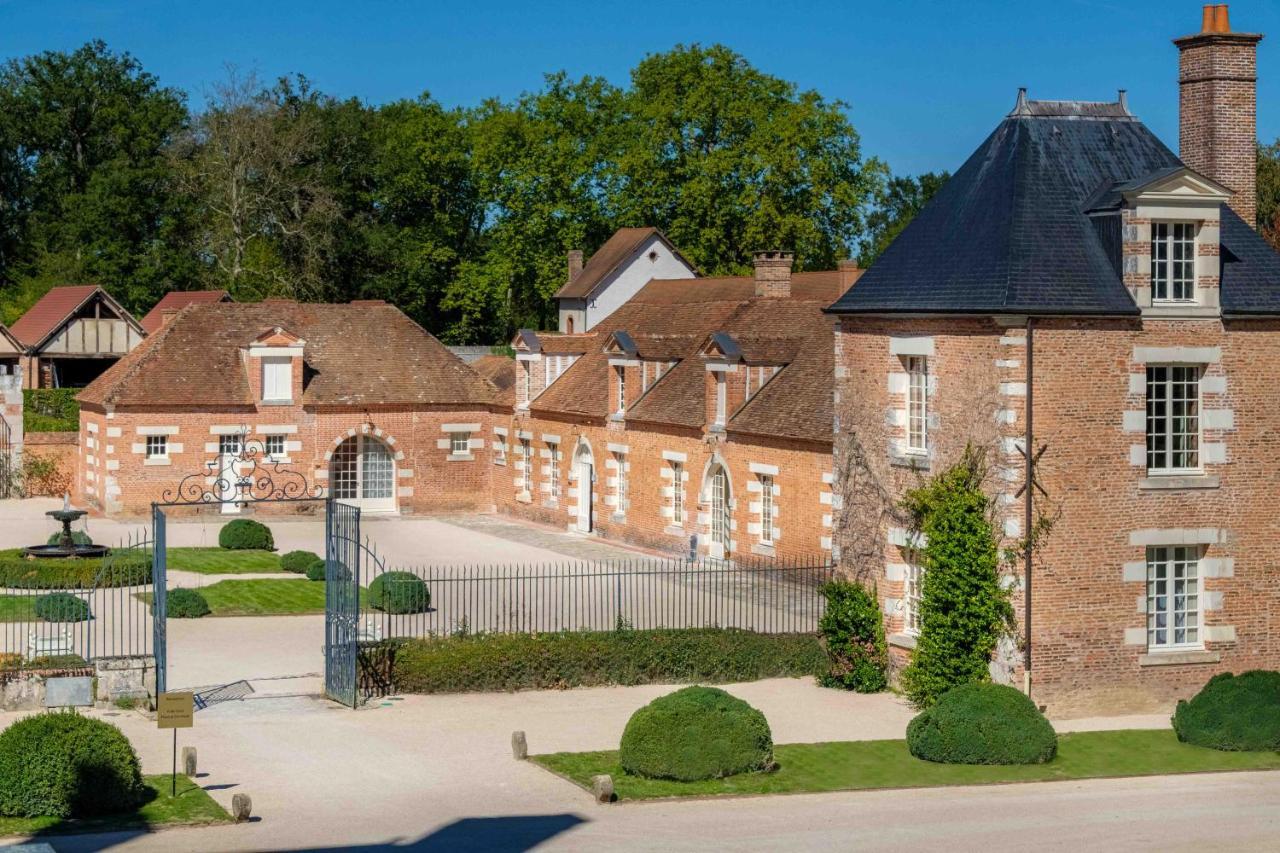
[172,578,364,616]
[532,729,1280,801]
[167,548,282,574]
[0,596,37,623]
[0,774,232,837]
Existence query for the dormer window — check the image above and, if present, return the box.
[1151,222,1196,302]
[714,373,727,427]
[615,366,626,413]
[262,356,293,403]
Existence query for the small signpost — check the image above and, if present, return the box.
[157,692,194,797]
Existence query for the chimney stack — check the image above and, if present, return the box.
[837,259,864,290]
[753,251,793,298]
[567,250,584,283]
[1175,4,1263,225]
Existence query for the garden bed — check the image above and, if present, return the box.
[167,548,282,574]
[532,730,1280,801]
[0,775,232,837]
[0,550,150,590]
[143,578,363,616]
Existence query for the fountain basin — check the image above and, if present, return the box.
[22,543,110,560]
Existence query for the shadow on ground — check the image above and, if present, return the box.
[300,814,588,852]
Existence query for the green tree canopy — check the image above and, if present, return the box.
[857,170,949,267]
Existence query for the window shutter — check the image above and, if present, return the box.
[263,357,292,401]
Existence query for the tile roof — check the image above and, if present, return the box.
[9,285,112,348]
[79,301,499,410]
[471,354,516,407]
[554,228,696,299]
[829,97,1280,316]
[140,290,232,334]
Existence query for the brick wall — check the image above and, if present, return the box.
[22,431,78,497]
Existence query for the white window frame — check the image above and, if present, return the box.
[145,435,168,460]
[1146,364,1201,474]
[522,361,533,404]
[330,434,396,513]
[714,373,727,427]
[1151,221,1197,303]
[547,442,560,500]
[906,356,928,455]
[263,434,286,460]
[450,432,471,456]
[903,553,924,636]
[520,438,532,494]
[670,461,684,527]
[614,452,627,515]
[261,356,293,403]
[615,366,626,414]
[759,474,774,545]
[1146,545,1202,650]
[494,438,507,466]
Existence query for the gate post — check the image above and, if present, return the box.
[152,504,168,695]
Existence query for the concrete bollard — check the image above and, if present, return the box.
[181,746,197,777]
[591,774,614,804]
[231,793,252,822]
[511,730,528,760]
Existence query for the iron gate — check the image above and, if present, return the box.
[0,417,11,499]
[325,500,361,706]
[152,507,169,694]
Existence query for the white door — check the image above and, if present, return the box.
[710,466,730,559]
[218,434,243,514]
[330,435,397,513]
[576,457,593,533]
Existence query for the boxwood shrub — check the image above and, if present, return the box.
[306,559,328,581]
[906,683,1057,765]
[386,628,827,694]
[818,580,888,692]
[166,588,211,619]
[620,686,775,781]
[0,550,150,589]
[0,712,146,818]
[281,550,322,574]
[218,519,274,551]
[1173,670,1280,751]
[368,572,431,614]
[33,592,90,623]
[45,531,93,546]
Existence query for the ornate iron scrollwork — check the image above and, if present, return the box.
[160,434,325,505]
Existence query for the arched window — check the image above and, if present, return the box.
[566,316,575,333]
[331,434,396,512]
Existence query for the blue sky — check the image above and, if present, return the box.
[4,1,1280,176]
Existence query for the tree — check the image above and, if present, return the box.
[857,170,949,267]
[0,40,194,318]
[1258,140,1280,251]
[899,447,1013,708]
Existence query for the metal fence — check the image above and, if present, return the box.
[358,554,835,641]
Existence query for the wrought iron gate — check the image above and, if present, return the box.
[152,507,168,694]
[0,417,11,499]
[325,500,361,707]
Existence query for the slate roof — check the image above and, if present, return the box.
[828,97,1280,317]
[79,301,499,410]
[140,290,232,334]
[555,227,694,300]
[9,285,137,348]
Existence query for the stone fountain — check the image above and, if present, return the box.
[23,494,109,559]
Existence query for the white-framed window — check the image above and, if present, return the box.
[744,365,779,401]
[521,361,533,403]
[670,461,684,526]
[1151,222,1197,302]
[906,356,928,454]
[263,434,285,459]
[1147,546,1201,649]
[759,474,774,545]
[714,373,727,426]
[614,452,627,514]
[145,435,168,460]
[547,442,560,500]
[261,356,293,402]
[903,557,924,635]
[545,354,578,386]
[615,366,626,413]
[494,438,507,466]
[450,432,471,456]
[330,434,395,511]
[1146,365,1200,473]
[218,433,243,458]
[520,438,532,493]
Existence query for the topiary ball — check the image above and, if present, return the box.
[907,683,1057,765]
[0,712,146,818]
[33,592,90,623]
[1173,670,1280,751]
[46,531,93,547]
[218,519,274,551]
[619,686,775,781]
[368,571,431,614]
[166,588,210,619]
[305,558,328,581]
[281,550,321,574]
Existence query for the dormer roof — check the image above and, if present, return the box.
[251,326,305,347]
[604,331,639,358]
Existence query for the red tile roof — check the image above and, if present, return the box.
[471,355,516,407]
[140,290,232,334]
[9,285,104,348]
[554,228,696,299]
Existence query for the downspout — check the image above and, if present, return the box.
[1023,317,1034,697]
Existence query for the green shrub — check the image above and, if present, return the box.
[306,559,327,581]
[388,628,827,694]
[0,550,150,589]
[818,580,888,692]
[22,389,80,433]
[218,519,274,551]
[900,448,1013,708]
[45,531,93,547]
[620,686,774,781]
[281,550,322,574]
[0,711,146,818]
[906,683,1057,765]
[1173,670,1280,751]
[368,571,431,614]
[166,588,210,619]
[33,592,90,623]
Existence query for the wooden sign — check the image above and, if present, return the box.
[157,692,194,729]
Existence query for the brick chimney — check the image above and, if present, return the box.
[753,251,793,298]
[567,250,584,283]
[837,259,864,290]
[1175,4,1263,225]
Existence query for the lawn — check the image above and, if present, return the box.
[167,548,282,574]
[532,729,1280,801]
[0,596,37,622]
[0,774,232,837]
[186,578,364,616]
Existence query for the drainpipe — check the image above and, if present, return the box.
[1023,318,1034,697]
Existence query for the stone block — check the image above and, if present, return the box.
[232,793,252,822]
[591,774,614,804]
[511,730,528,761]
[182,746,197,777]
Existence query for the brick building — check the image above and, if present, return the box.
[829,5,1280,713]
[76,300,499,517]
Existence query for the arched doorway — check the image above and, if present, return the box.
[330,434,396,513]
[573,441,595,533]
[705,462,731,559]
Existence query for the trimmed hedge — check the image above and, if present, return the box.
[387,628,827,694]
[1173,670,1280,751]
[45,531,93,547]
[818,580,888,693]
[166,588,211,619]
[368,572,431,614]
[907,683,1057,765]
[33,592,90,623]
[306,559,328,581]
[0,712,146,818]
[0,550,150,589]
[620,686,775,781]
[281,550,322,574]
[218,519,274,551]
